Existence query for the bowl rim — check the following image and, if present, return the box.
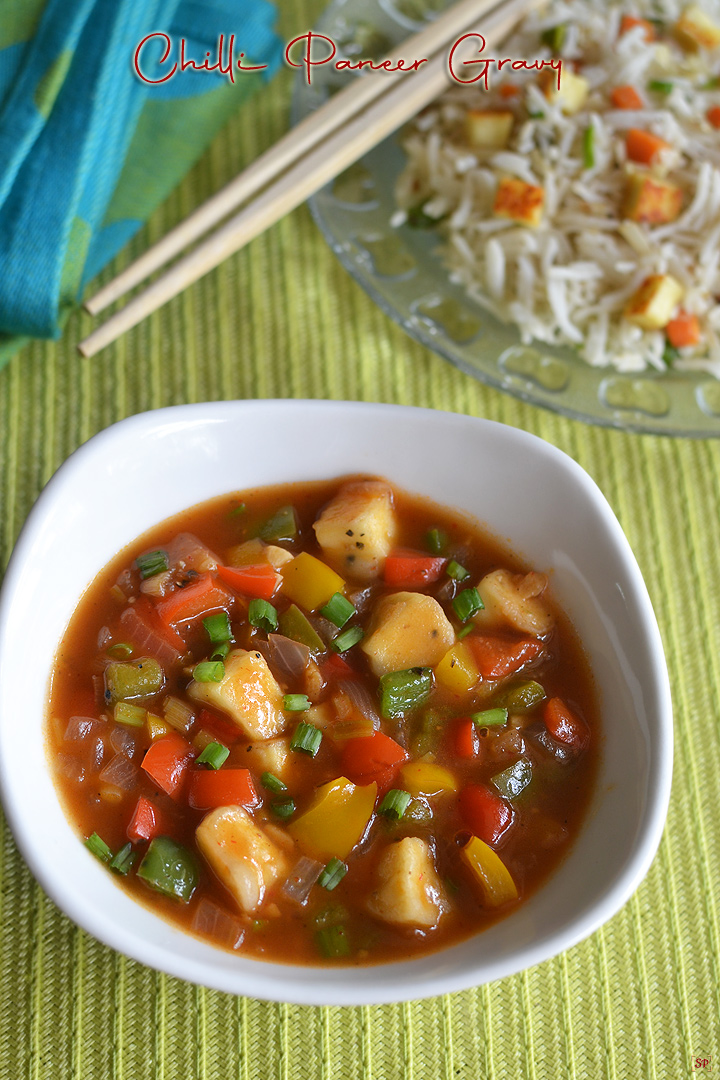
[0,400,674,1004]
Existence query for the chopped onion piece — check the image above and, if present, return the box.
[167,532,219,574]
[56,754,86,784]
[98,753,138,791]
[267,634,310,684]
[64,716,99,742]
[119,606,183,667]
[191,899,245,949]
[281,856,323,905]
[163,696,194,733]
[110,726,138,758]
[337,679,381,727]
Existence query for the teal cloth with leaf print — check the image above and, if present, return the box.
[0,0,282,362]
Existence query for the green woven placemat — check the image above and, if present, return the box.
[1,1,719,1076]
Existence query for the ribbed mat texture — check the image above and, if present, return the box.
[0,0,718,1076]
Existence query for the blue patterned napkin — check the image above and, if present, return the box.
[0,0,282,361]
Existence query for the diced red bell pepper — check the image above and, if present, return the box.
[339,731,408,787]
[459,784,514,847]
[216,563,280,601]
[141,732,194,799]
[126,795,170,842]
[188,768,258,810]
[468,634,543,679]
[543,697,590,751]
[155,573,234,628]
[383,549,447,587]
[450,716,477,759]
[196,708,241,746]
[321,653,359,680]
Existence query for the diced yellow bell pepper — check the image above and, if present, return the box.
[226,538,267,566]
[460,836,518,907]
[280,552,345,611]
[146,713,170,740]
[288,776,376,860]
[400,762,457,797]
[435,641,480,694]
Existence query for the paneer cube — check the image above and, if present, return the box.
[539,66,590,114]
[243,736,293,780]
[624,274,684,330]
[196,806,289,914]
[493,177,544,228]
[366,837,448,928]
[188,648,286,739]
[623,173,683,225]
[473,569,554,637]
[464,109,514,149]
[675,4,720,50]
[313,480,397,581]
[361,591,455,676]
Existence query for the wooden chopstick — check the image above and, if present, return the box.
[78,0,535,358]
[84,0,508,318]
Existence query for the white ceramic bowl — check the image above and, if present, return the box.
[0,401,672,1005]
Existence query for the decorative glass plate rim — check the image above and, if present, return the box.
[291,0,720,438]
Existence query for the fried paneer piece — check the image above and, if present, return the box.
[367,837,448,928]
[188,648,286,739]
[361,591,455,676]
[313,480,397,581]
[196,806,289,914]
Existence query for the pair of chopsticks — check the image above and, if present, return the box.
[79,0,536,358]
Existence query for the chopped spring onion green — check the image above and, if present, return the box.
[331,625,364,653]
[110,842,137,876]
[114,701,146,727]
[261,772,287,794]
[452,587,484,623]
[648,79,673,94]
[196,741,230,769]
[259,505,297,542]
[278,604,325,652]
[136,550,169,580]
[582,125,595,169]
[315,924,350,958]
[248,598,278,633]
[291,721,322,756]
[472,707,508,728]
[193,660,225,683]
[502,680,546,711]
[456,624,474,641]
[425,528,447,555]
[491,758,533,800]
[271,797,296,819]
[210,642,230,662]
[283,693,311,712]
[663,341,679,367]
[380,667,433,718]
[106,642,133,659]
[528,110,546,120]
[85,832,113,864]
[228,502,246,517]
[203,611,232,643]
[406,200,437,228]
[540,23,566,51]
[318,857,348,891]
[313,904,350,929]
[163,695,194,732]
[137,837,199,903]
[320,592,356,628]
[447,559,470,582]
[379,789,412,820]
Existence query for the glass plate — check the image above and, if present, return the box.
[291,0,720,436]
